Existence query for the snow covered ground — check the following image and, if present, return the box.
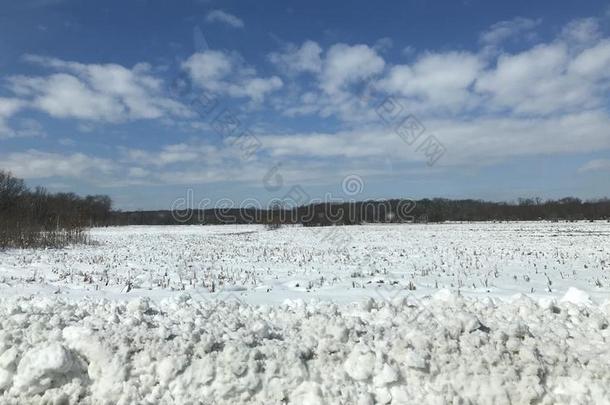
[0,222,609,403]
[1,222,609,303]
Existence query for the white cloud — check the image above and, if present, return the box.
[569,39,610,79]
[181,50,233,87]
[479,17,541,47]
[128,167,150,178]
[0,98,25,138]
[471,17,610,117]
[183,50,283,102]
[123,143,219,167]
[262,130,394,159]
[241,76,283,103]
[374,37,394,53]
[205,9,244,29]
[268,40,323,74]
[118,141,274,186]
[279,33,591,120]
[155,166,262,185]
[402,46,416,57]
[3,142,259,187]
[431,110,610,164]
[320,44,385,95]
[9,56,189,122]
[269,42,385,122]
[11,73,125,121]
[264,15,610,170]
[560,18,601,45]
[578,159,610,173]
[476,36,610,115]
[381,51,483,111]
[276,21,598,120]
[258,109,610,166]
[0,150,114,179]
[476,43,572,114]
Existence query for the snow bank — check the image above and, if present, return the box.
[0,294,608,404]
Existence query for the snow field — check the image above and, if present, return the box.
[0,222,609,302]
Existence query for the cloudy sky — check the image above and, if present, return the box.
[1,0,609,209]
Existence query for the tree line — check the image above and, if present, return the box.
[0,171,112,248]
[111,197,610,226]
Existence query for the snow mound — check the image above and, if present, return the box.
[560,287,593,305]
[13,343,78,395]
[0,295,608,404]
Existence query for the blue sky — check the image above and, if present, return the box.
[1,0,609,210]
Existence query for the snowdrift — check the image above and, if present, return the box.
[0,293,608,404]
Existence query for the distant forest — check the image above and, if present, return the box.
[2,170,609,249]
[113,197,610,226]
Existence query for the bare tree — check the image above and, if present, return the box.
[0,170,113,249]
